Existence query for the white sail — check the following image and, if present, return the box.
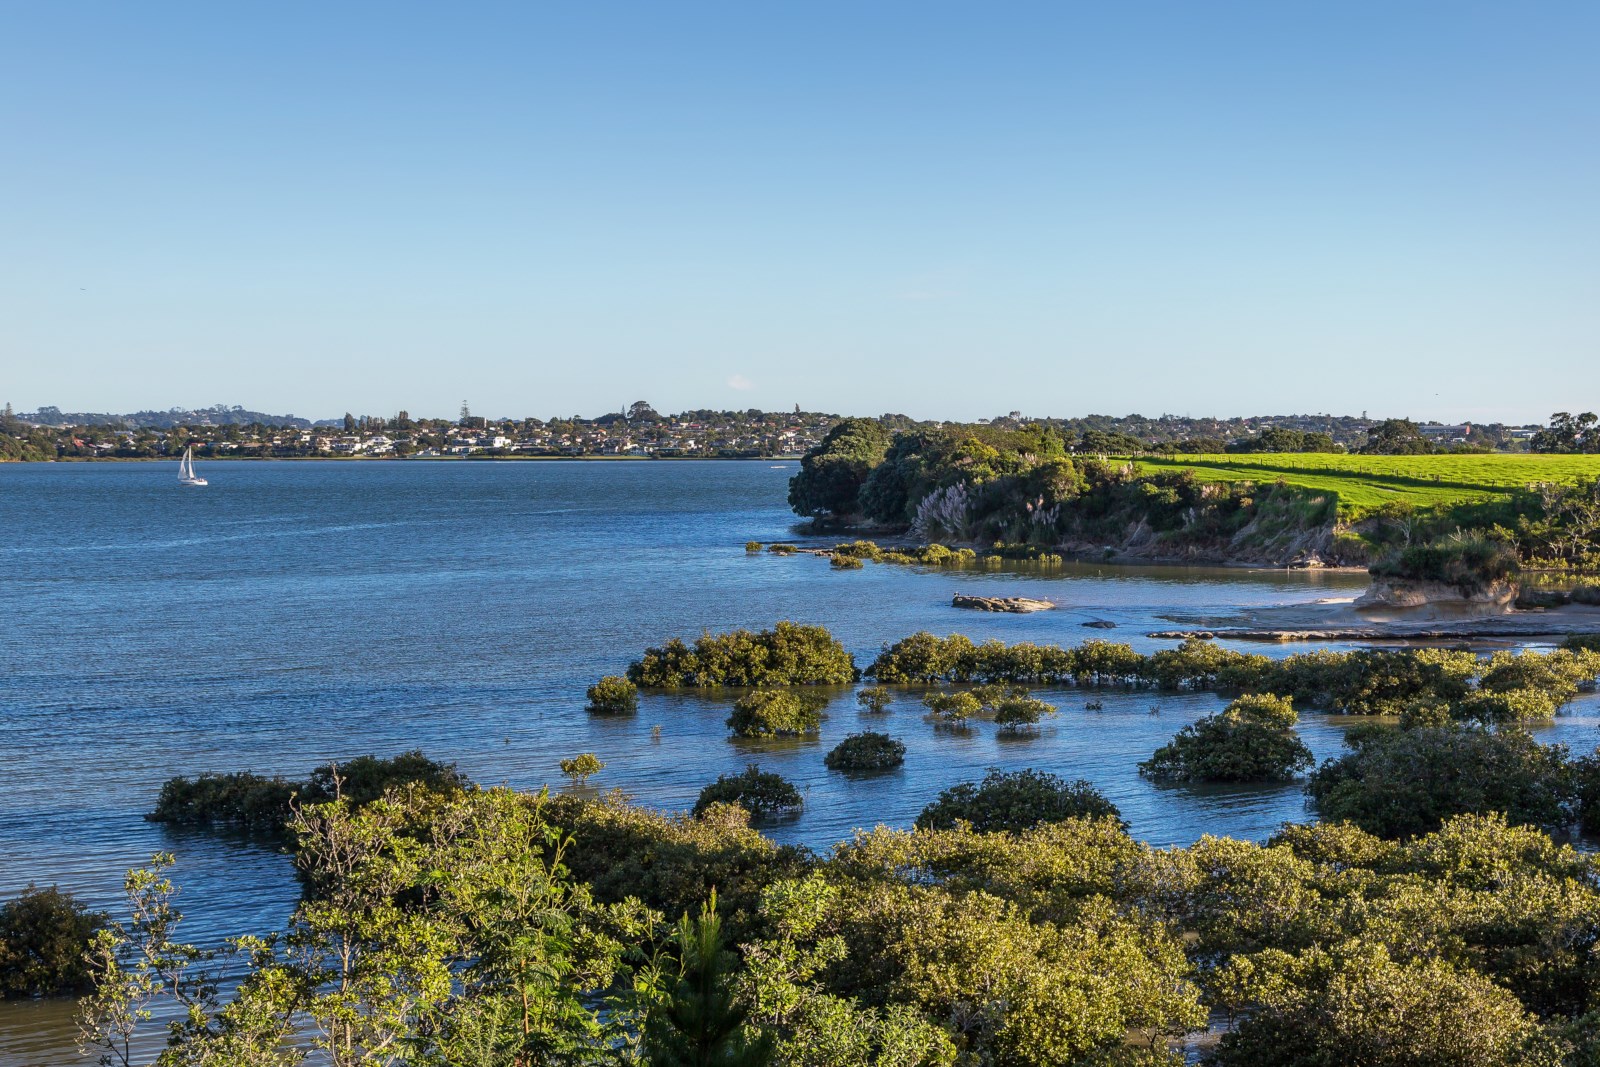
[179,445,207,486]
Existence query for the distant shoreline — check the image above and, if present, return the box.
[5,454,804,464]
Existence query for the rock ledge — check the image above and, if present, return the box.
[952,594,1055,613]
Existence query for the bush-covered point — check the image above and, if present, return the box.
[856,686,893,714]
[824,732,906,772]
[829,553,864,570]
[727,690,826,738]
[1369,533,1520,596]
[0,885,106,997]
[744,541,762,552]
[1140,694,1313,783]
[586,675,639,714]
[767,543,797,555]
[628,622,857,688]
[916,769,1121,833]
[693,765,804,820]
[1306,726,1577,839]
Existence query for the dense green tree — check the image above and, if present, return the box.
[1359,418,1433,454]
[1306,726,1576,838]
[787,419,891,519]
[0,885,105,997]
[1140,694,1313,782]
[694,766,804,821]
[643,894,775,1067]
[916,769,1120,833]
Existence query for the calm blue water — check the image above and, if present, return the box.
[2,460,1595,1062]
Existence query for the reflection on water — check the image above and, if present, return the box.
[0,460,1589,1063]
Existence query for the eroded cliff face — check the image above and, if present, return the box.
[1354,577,1519,614]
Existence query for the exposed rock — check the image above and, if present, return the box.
[952,594,1055,613]
[1354,578,1517,613]
[1081,619,1118,629]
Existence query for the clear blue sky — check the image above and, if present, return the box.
[2,1,1596,423]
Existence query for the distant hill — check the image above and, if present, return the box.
[16,405,313,429]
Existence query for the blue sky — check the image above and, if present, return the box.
[2,2,1596,423]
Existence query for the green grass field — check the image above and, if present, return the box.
[1132,453,1600,520]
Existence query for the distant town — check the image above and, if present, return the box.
[0,400,1566,463]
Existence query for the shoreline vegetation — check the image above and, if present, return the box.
[11,618,1600,1064]
[784,418,1600,621]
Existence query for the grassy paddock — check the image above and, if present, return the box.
[1132,453,1600,520]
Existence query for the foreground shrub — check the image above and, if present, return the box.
[1210,942,1554,1067]
[628,622,857,687]
[916,769,1120,833]
[824,732,906,772]
[693,765,804,820]
[1306,726,1576,838]
[1140,694,1313,783]
[727,690,827,738]
[585,675,639,714]
[0,885,105,997]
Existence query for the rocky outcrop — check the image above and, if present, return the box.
[1353,578,1518,613]
[952,594,1055,613]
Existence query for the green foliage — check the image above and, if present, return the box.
[1210,941,1553,1066]
[727,691,827,738]
[1306,726,1577,838]
[643,892,775,1067]
[0,884,105,997]
[1140,694,1313,782]
[587,674,640,714]
[1369,532,1520,594]
[82,791,663,1067]
[560,752,605,784]
[787,418,892,518]
[823,732,906,772]
[916,769,1121,834]
[828,553,863,570]
[920,690,982,723]
[855,686,893,714]
[146,750,469,831]
[991,695,1055,733]
[628,623,857,688]
[745,541,763,552]
[694,766,804,821]
[145,771,301,831]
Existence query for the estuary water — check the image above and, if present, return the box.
[3,459,1597,1062]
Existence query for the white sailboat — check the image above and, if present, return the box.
[178,445,208,486]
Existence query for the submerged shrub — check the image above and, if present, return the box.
[829,553,864,570]
[1306,726,1576,838]
[628,622,857,687]
[586,675,639,714]
[0,885,106,997]
[727,690,827,738]
[922,691,982,723]
[148,751,470,830]
[146,771,300,831]
[1140,694,1312,782]
[559,752,604,784]
[916,769,1120,834]
[693,765,803,820]
[824,731,906,772]
[856,686,893,714]
[744,541,763,552]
